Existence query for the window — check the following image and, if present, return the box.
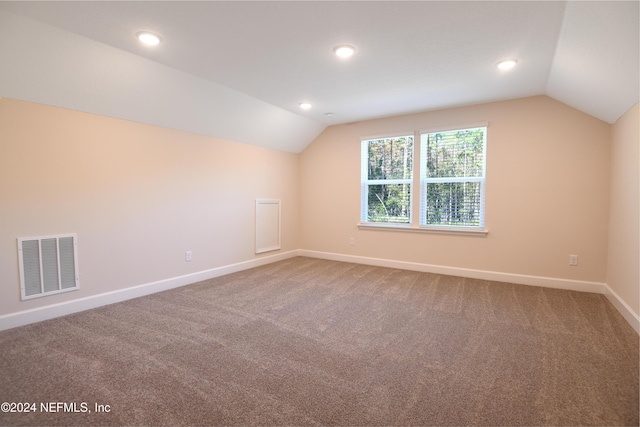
[420,126,486,229]
[360,125,487,232]
[361,134,413,224]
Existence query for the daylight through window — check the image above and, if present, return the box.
[360,135,413,224]
[360,125,487,231]
[420,127,486,228]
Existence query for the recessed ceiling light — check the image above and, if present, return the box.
[299,102,313,110]
[334,45,356,58]
[496,59,518,70]
[136,31,162,46]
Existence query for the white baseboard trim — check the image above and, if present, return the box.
[4,248,638,336]
[300,250,640,334]
[603,284,640,334]
[300,250,606,292]
[0,250,300,332]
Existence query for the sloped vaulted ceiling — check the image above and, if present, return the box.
[0,1,638,153]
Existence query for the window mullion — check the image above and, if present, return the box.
[423,176,484,184]
[366,179,412,185]
[412,130,421,226]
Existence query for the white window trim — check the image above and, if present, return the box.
[360,135,414,225]
[357,222,488,236]
[420,121,488,135]
[419,125,487,230]
[358,122,489,235]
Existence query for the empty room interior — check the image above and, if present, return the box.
[0,1,638,426]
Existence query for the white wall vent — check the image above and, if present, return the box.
[17,234,79,300]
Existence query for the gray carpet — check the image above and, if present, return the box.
[1,257,638,426]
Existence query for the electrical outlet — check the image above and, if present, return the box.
[569,254,578,266]
[349,237,355,246]
[185,251,192,262]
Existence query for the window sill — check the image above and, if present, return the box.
[357,223,489,236]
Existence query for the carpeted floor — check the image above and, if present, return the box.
[0,257,638,426]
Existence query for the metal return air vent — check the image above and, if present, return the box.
[17,234,79,300]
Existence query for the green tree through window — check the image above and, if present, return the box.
[361,135,413,223]
[420,127,486,227]
[360,126,486,230]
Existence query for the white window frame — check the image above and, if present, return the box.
[360,133,414,225]
[419,125,487,231]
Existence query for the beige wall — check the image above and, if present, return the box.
[0,98,299,316]
[300,96,611,284]
[608,103,639,316]
[2,95,630,322]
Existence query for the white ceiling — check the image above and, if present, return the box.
[0,1,638,153]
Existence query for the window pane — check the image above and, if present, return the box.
[367,184,411,223]
[424,128,484,178]
[367,136,413,180]
[424,182,481,226]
